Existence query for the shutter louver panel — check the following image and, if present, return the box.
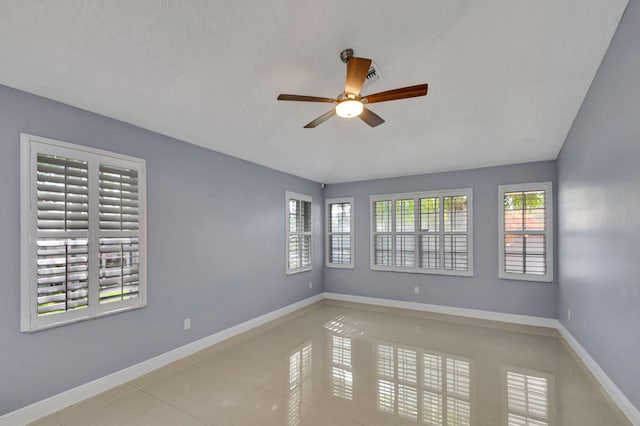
[375,235,392,266]
[329,235,351,264]
[419,235,440,269]
[286,193,312,273]
[395,235,416,267]
[99,237,140,304]
[443,196,469,272]
[36,238,89,315]
[99,165,139,231]
[37,154,89,231]
[327,201,353,266]
[301,234,311,268]
[503,190,548,277]
[444,235,469,271]
[288,235,300,270]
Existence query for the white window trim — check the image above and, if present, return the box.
[325,197,355,269]
[498,182,553,283]
[370,189,474,277]
[20,133,147,332]
[285,191,312,275]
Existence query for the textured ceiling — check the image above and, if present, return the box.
[0,0,628,183]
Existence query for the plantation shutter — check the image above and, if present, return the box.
[286,192,312,273]
[35,154,90,316]
[371,190,472,276]
[499,182,552,282]
[327,200,353,267]
[22,134,147,332]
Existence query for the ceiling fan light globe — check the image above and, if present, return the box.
[336,100,364,118]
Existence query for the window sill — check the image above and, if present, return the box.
[286,267,313,275]
[371,266,473,277]
[499,272,553,283]
[326,264,354,269]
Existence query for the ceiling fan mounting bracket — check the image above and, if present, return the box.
[340,48,354,64]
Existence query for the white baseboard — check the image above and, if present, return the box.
[557,322,640,425]
[0,293,324,426]
[323,292,559,328]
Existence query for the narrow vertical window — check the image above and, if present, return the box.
[499,182,553,282]
[326,197,354,268]
[286,191,312,274]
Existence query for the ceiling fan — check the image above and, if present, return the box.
[277,48,428,128]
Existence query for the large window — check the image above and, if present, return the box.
[20,134,147,332]
[286,191,312,274]
[326,197,354,269]
[498,182,553,282]
[370,189,473,276]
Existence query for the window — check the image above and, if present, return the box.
[499,182,553,282]
[326,197,354,268]
[370,189,473,276]
[20,134,147,332]
[286,191,312,274]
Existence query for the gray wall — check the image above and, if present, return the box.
[0,84,323,415]
[324,161,557,318]
[557,0,640,411]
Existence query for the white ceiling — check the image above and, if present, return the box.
[0,0,628,183]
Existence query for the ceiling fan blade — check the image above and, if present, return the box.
[359,108,385,127]
[363,84,428,104]
[345,57,372,96]
[303,109,336,128]
[277,94,337,103]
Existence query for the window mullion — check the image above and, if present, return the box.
[414,197,419,271]
[87,157,100,316]
[439,195,445,273]
[391,198,397,268]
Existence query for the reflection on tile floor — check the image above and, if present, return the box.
[33,302,630,425]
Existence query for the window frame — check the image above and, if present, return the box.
[369,189,474,277]
[20,133,147,332]
[498,182,553,283]
[325,197,355,269]
[285,191,313,275]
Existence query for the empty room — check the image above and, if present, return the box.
[0,1,639,425]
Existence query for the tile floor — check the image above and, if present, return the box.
[31,302,630,425]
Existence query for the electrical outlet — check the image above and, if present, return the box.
[567,309,571,321]
[184,318,191,330]
[308,282,313,289]
[414,286,420,295]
